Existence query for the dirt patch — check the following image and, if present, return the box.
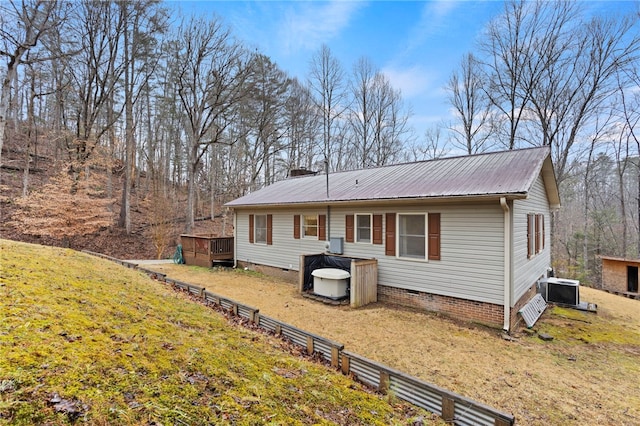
[145,264,640,426]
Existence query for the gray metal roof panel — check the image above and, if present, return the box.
[226,147,554,207]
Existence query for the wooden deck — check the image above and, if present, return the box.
[181,235,234,267]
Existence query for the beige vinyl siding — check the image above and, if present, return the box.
[512,174,552,304]
[235,202,507,305]
[235,210,326,270]
[332,203,505,305]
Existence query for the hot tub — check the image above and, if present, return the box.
[312,268,350,299]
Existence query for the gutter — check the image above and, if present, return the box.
[500,197,511,332]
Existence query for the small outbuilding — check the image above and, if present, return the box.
[601,256,640,295]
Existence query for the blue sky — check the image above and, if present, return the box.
[172,0,636,140]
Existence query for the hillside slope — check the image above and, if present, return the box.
[0,240,432,425]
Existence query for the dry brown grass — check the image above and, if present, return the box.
[146,263,640,426]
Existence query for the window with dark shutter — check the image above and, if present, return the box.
[249,214,254,244]
[373,214,383,244]
[527,213,546,258]
[385,213,396,256]
[266,214,273,245]
[318,215,326,240]
[345,215,354,243]
[293,215,300,239]
[428,213,440,260]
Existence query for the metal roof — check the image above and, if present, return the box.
[226,146,560,208]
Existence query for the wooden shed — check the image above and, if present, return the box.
[601,256,640,295]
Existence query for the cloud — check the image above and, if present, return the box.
[381,65,435,99]
[279,1,365,54]
[399,0,461,58]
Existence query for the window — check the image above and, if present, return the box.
[346,214,382,244]
[249,214,272,245]
[303,215,318,238]
[356,214,372,243]
[527,213,545,258]
[385,212,439,260]
[398,214,426,259]
[294,214,326,240]
[254,214,267,244]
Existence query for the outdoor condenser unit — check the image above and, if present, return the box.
[545,277,580,306]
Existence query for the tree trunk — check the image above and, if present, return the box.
[0,67,18,168]
[118,11,134,234]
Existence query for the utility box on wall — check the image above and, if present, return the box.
[328,237,344,255]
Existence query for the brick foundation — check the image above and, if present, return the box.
[236,260,299,284]
[378,285,504,328]
[239,260,540,331]
[510,283,539,329]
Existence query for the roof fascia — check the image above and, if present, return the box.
[225,193,528,210]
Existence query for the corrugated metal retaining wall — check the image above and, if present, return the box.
[82,250,515,426]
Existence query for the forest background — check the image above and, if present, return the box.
[1,0,640,287]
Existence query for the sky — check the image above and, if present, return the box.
[172,0,636,140]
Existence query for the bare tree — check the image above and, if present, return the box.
[65,0,126,186]
[447,53,494,154]
[117,0,167,234]
[240,53,290,191]
[174,16,249,233]
[308,44,347,171]
[371,75,412,166]
[479,0,544,150]
[283,78,321,172]
[0,0,59,168]
[617,68,640,257]
[348,57,376,167]
[527,7,640,184]
[408,124,449,161]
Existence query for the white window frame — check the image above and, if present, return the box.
[254,214,267,245]
[397,213,428,261]
[355,213,373,244]
[302,214,318,239]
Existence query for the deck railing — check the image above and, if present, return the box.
[181,234,234,267]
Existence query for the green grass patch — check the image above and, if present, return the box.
[536,306,640,346]
[0,240,432,425]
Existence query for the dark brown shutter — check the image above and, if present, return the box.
[535,214,540,254]
[428,213,441,261]
[385,213,396,256]
[293,215,300,239]
[373,214,383,244]
[527,214,533,258]
[249,214,254,243]
[318,215,326,240]
[345,215,354,243]
[266,214,273,245]
[541,214,545,250]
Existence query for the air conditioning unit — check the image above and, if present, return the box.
[544,277,580,306]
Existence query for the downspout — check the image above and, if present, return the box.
[500,197,511,332]
[327,205,331,242]
[233,210,238,268]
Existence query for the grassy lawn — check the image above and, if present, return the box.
[0,240,434,425]
[143,262,640,426]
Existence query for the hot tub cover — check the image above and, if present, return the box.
[312,268,351,280]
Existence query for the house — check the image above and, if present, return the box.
[601,256,640,296]
[225,146,561,331]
